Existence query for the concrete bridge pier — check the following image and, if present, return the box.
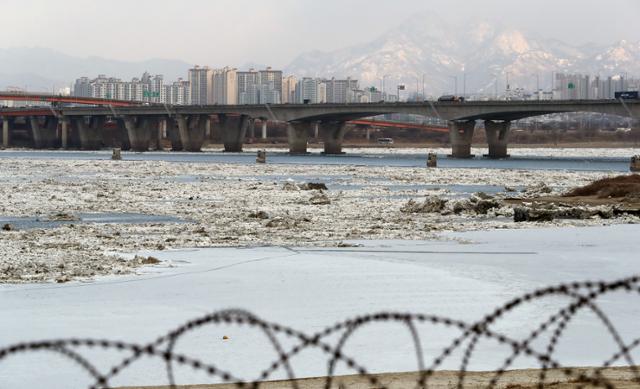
[115,120,131,151]
[448,120,476,158]
[154,118,165,151]
[176,114,208,152]
[217,114,251,152]
[165,118,183,151]
[261,120,268,139]
[73,116,104,150]
[60,119,69,149]
[321,121,348,154]
[123,116,156,152]
[287,122,311,154]
[484,120,511,159]
[2,118,10,148]
[29,116,59,149]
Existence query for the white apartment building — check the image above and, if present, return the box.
[237,70,260,104]
[282,75,296,103]
[212,67,238,105]
[325,77,359,103]
[189,65,213,105]
[295,77,322,104]
[150,74,165,104]
[258,68,283,104]
[554,73,639,100]
[73,73,191,105]
[164,79,191,105]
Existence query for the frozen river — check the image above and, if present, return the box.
[1,147,639,171]
[1,225,639,388]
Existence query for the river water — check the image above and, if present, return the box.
[0,148,635,172]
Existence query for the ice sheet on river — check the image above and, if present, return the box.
[0,225,638,388]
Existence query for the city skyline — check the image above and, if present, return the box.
[69,67,640,106]
[3,0,640,67]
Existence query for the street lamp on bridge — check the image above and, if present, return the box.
[381,74,390,102]
[449,75,458,95]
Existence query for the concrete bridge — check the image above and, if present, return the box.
[1,99,638,157]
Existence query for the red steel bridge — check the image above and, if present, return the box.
[350,119,448,133]
[0,92,142,107]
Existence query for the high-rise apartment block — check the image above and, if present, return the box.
[236,68,283,104]
[212,67,238,105]
[554,73,639,100]
[325,77,359,103]
[73,72,191,105]
[295,78,322,104]
[282,75,297,103]
[73,65,369,106]
[258,68,283,104]
[164,79,191,105]
[237,70,260,104]
[189,65,213,105]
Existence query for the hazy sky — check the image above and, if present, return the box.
[3,0,639,66]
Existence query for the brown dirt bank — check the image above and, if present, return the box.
[505,174,640,214]
[117,367,640,389]
[564,174,640,198]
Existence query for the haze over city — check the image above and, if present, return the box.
[3,0,640,65]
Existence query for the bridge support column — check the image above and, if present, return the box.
[176,114,207,152]
[123,116,155,152]
[60,119,69,149]
[448,120,476,158]
[166,118,183,151]
[73,116,104,150]
[29,116,58,149]
[155,118,165,151]
[2,118,9,148]
[287,122,311,154]
[115,121,131,151]
[321,121,348,154]
[261,120,268,139]
[217,114,251,152]
[484,120,511,159]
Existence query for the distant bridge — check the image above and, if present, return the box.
[1,99,638,157]
[0,92,142,107]
[349,119,448,133]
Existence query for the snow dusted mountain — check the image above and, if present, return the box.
[586,40,640,74]
[285,13,640,96]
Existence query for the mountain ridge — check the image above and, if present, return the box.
[285,14,640,95]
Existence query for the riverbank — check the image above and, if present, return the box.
[117,367,640,389]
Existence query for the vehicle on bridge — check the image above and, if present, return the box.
[438,95,465,102]
[615,91,639,100]
[377,137,394,145]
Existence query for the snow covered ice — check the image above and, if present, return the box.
[1,225,639,388]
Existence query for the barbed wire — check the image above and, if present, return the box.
[1,275,640,388]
